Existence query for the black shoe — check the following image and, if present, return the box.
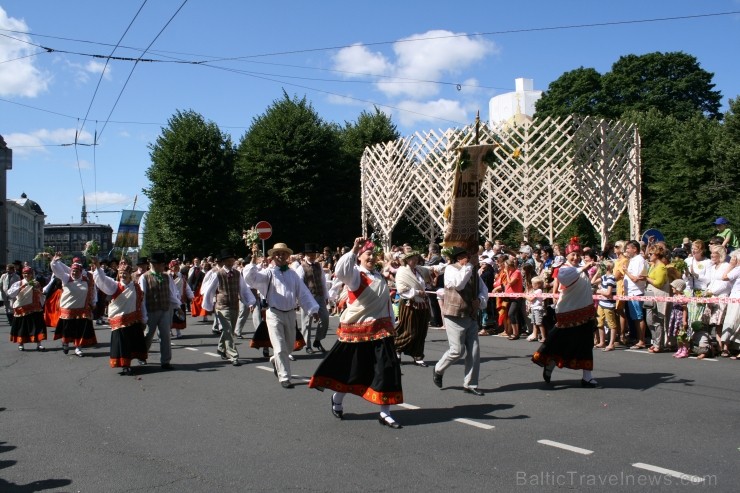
[281,381,294,389]
[271,359,278,378]
[231,358,241,367]
[262,348,270,358]
[160,363,174,370]
[543,366,553,384]
[378,415,402,429]
[18,345,24,351]
[413,359,428,367]
[62,345,69,355]
[330,396,343,419]
[463,387,484,396]
[581,378,600,388]
[217,349,227,360]
[432,371,443,388]
[313,341,326,353]
[236,334,244,339]
[306,346,314,354]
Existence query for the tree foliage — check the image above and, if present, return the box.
[142,109,238,256]
[235,92,345,249]
[533,67,602,118]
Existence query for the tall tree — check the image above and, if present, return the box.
[600,52,722,120]
[709,97,740,223]
[534,67,602,119]
[235,92,345,249]
[340,107,401,239]
[143,109,238,256]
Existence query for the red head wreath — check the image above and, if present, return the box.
[358,240,375,255]
[565,236,581,255]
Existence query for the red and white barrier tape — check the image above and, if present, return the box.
[425,290,740,304]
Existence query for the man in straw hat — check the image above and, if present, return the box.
[201,249,256,366]
[245,242,319,388]
[138,252,183,370]
[295,243,330,354]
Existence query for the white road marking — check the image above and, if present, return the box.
[398,403,420,410]
[454,418,494,430]
[537,439,593,455]
[688,356,717,361]
[185,347,198,351]
[204,352,220,358]
[632,463,705,483]
[624,349,651,354]
[256,366,273,372]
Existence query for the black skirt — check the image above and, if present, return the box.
[309,337,403,405]
[10,311,47,344]
[249,319,306,351]
[531,319,595,371]
[110,322,148,368]
[54,318,98,347]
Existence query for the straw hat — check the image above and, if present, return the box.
[268,243,293,256]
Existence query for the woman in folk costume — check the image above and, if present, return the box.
[532,239,600,388]
[168,259,193,339]
[8,266,47,351]
[393,250,441,367]
[43,275,62,329]
[50,254,98,357]
[91,258,147,375]
[309,237,404,429]
[188,258,208,322]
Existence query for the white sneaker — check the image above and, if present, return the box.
[74,347,84,357]
[288,354,296,361]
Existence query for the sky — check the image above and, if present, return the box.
[1,1,739,242]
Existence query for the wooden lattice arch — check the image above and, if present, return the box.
[360,115,641,249]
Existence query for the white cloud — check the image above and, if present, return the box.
[0,6,51,97]
[4,128,94,156]
[84,191,129,205]
[395,99,470,127]
[332,44,390,77]
[85,60,112,79]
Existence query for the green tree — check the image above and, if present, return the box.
[142,109,238,256]
[600,52,722,120]
[709,97,740,224]
[534,67,602,119]
[235,92,345,249]
[340,106,401,241]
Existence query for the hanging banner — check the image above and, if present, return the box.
[114,210,146,247]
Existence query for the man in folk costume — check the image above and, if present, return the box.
[201,249,257,367]
[91,258,148,375]
[50,255,98,357]
[432,247,489,396]
[296,243,330,354]
[168,259,193,339]
[394,251,443,366]
[245,242,319,388]
[8,266,47,351]
[1,264,20,324]
[138,252,182,370]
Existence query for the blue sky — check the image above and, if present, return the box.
[1,1,739,240]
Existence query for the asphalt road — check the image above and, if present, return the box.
[1,313,738,492]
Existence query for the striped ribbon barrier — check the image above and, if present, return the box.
[426,290,740,304]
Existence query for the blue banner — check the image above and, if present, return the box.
[114,210,146,247]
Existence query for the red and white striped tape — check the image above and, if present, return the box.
[425,290,740,304]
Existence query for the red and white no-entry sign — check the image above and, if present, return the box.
[255,221,272,240]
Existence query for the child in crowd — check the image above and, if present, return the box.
[690,321,716,359]
[669,279,690,358]
[527,277,546,342]
[596,260,617,350]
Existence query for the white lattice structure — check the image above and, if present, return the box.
[361,115,641,249]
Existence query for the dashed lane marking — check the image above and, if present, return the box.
[454,418,494,430]
[632,463,705,483]
[538,439,593,455]
[398,403,420,410]
[204,352,220,358]
[185,347,198,351]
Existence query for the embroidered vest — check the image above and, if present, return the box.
[13,282,43,315]
[144,271,170,312]
[60,274,94,319]
[215,270,240,310]
[301,260,324,298]
[442,264,477,318]
[337,271,394,342]
[108,281,143,329]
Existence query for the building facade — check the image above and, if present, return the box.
[44,223,113,258]
[6,193,46,270]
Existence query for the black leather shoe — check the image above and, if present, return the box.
[432,371,443,388]
[413,359,428,367]
[378,416,402,429]
[281,381,294,389]
[581,378,600,388]
[313,341,326,353]
[463,387,484,396]
[262,348,270,358]
[231,359,241,367]
[160,363,174,370]
[330,397,343,419]
[543,366,553,384]
[306,346,314,354]
[217,350,227,360]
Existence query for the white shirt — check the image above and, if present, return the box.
[684,256,711,291]
[625,254,648,295]
[243,263,318,315]
[705,262,731,296]
[200,266,256,312]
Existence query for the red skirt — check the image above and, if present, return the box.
[191,293,206,317]
[43,290,62,328]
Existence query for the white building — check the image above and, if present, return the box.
[489,78,543,126]
[7,193,46,270]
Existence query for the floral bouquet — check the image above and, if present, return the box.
[82,239,100,259]
[672,257,687,276]
[242,227,260,248]
[33,246,55,263]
